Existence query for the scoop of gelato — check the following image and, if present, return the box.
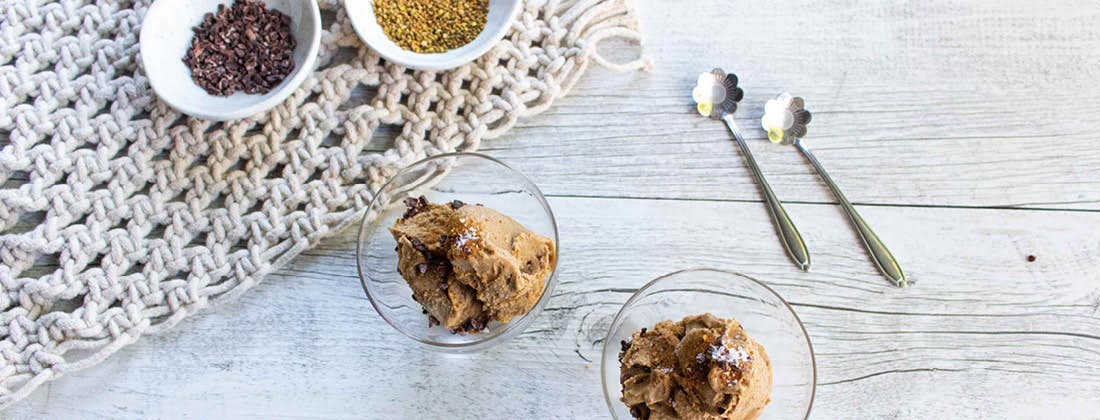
[389,196,555,333]
[619,314,772,420]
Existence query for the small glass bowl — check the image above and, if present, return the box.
[601,269,816,419]
[356,153,559,353]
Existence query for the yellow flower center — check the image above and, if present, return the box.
[697,102,713,116]
[767,128,785,143]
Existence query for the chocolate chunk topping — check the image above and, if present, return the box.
[402,195,430,218]
[410,237,428,253]
[451,316,488,334]
[619,339,634,363]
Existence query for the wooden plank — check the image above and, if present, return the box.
[471,0,1100,210]
[8,196,1099,419]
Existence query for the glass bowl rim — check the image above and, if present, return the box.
[600,268,816,419]
[355,152,560,350]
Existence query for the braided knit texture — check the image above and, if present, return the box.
[0,0,648,407]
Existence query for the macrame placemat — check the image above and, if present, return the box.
[0,0,648,408]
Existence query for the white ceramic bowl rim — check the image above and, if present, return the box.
[355,152,560,350]
[600,268,817,420]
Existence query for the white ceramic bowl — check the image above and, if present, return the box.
[139,0,321,121]
[345,0,522,71]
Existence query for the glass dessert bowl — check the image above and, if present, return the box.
[356,153,559,353]
[602,269,816,419]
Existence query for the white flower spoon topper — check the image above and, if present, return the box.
[761,93,812,145]
[692,69,810,271]
[761,93,908,287]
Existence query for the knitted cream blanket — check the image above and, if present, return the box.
[0,0,648,407]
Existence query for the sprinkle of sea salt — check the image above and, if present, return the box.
[453,225,480,249]
[708,343,751,367]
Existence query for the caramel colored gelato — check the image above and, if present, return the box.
[389,196,556,333]
[619,314,772,420]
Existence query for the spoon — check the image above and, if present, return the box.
[693,69,810,271]
[761,93,907,287]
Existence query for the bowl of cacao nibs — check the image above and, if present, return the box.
[140,0,321,121]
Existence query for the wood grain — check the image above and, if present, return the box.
[5,0,1100,418]
[475,0,1100,211]
[7,197,1100,419]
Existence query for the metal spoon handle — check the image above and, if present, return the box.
[795,140,907,287]
[723,115,811,271]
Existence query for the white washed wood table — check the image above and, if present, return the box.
[9,0,1100,418]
